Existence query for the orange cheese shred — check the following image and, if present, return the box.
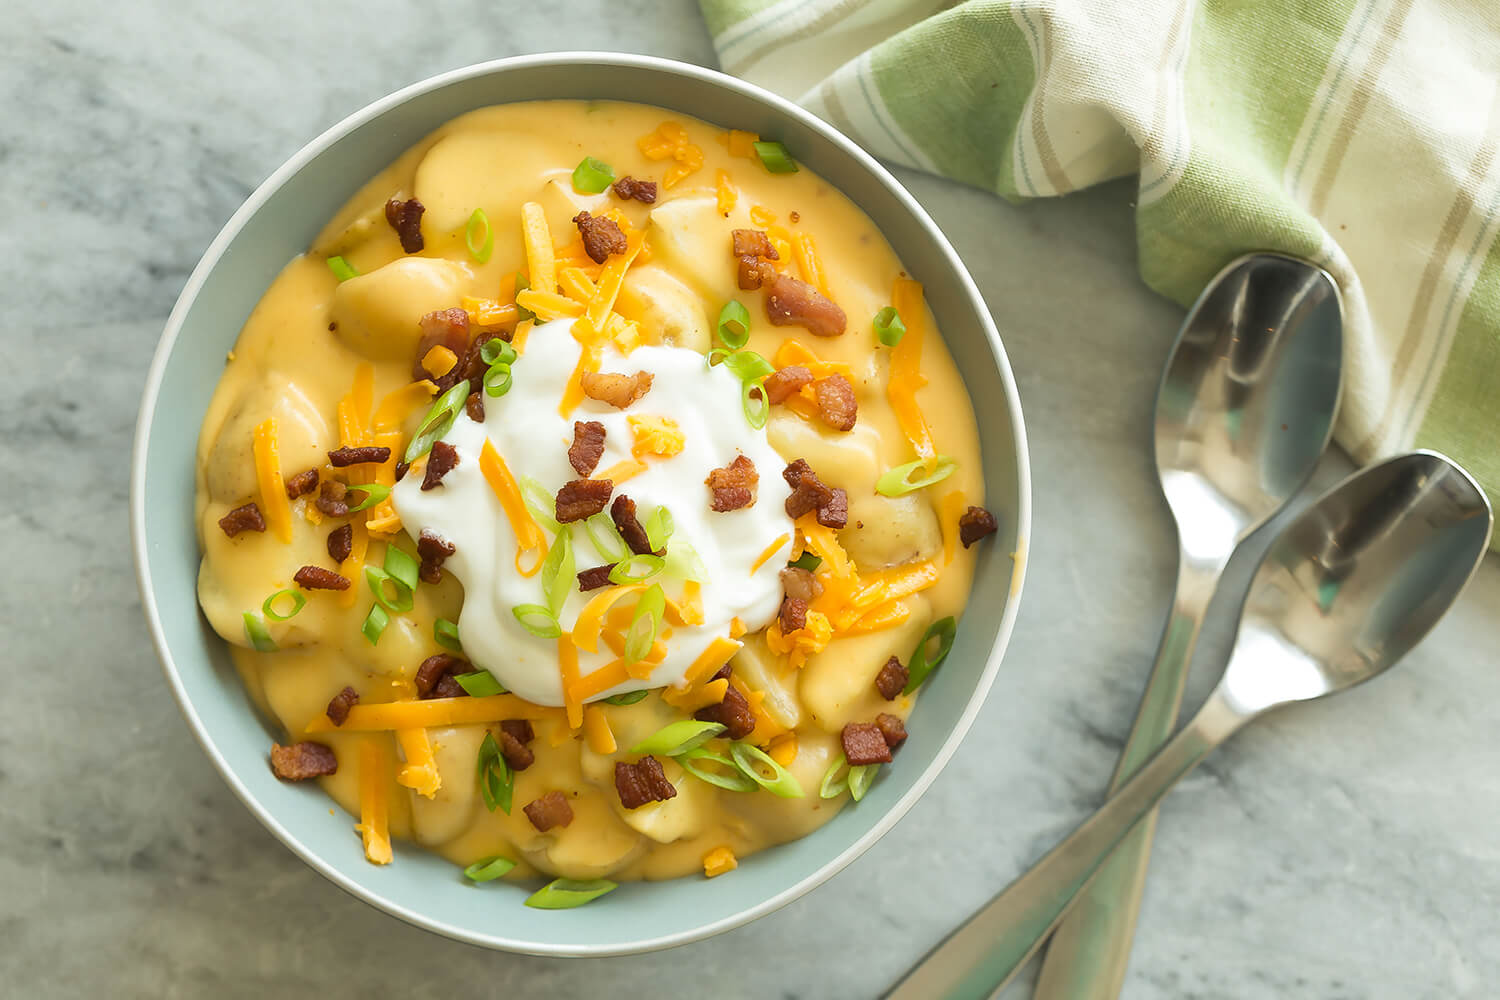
[511,318,534,355]
[586,231,646,333]
[582,705,617,754]
[516,288,584,321]
[751,534,791,573]
[572,584,647,654]
[703,845,739,878]
[724,129,759,158]
[890,277,937,466]
[338,362,375,447]
[558,633,583,730]
[479,441,548,576]
[394,727,441,799]
[773,339,852,379]
[520,201,557,295]
[715,169,737,216]
[558,266,598,303]
[843,600,913,634]
[684,636,742,686]
[569,658,633,702]
[372,379,438,433]
[939,489,968,565]
[792,233,830,297]
[661,678,729,712]
[768,732,799,767]
[251,418,293,544]
[595,458,646,485]
[559,340,603,417]
[356,738,393,865]
[306,695,563,732]
[667,581,704,626]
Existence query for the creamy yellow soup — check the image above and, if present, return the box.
[195,100,985,888]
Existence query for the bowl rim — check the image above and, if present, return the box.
[130,50,1033,957]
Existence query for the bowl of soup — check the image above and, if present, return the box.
[131,51,1031,955]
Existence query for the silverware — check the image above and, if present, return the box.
[887,451,1493,999]
[1035,252,1344,998]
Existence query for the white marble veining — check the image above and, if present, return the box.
[5,2,1498,997]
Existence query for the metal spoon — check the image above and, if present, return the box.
[886,451,1493,999]
[1036,252,1343,998]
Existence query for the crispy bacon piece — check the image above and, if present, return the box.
[763,365,814,404]
[875,712,908,752]
[270,741,338,781]
[959,505,1000,547]
[573,210,628,264]
[412,308,471,386]
[414,653,464,699]
[706,455,758,512]
[812,374,858,431]
[327,523,353,563]
[817,488,849,529]
[385,196,425,254]
[499,719,536,772]
[394,460,410,482]
[580,370,653,409]
[780,566,823,603]
[502,719,535,744]
[524,790,575,832]
[765,272,847,337]
[293,565,350,591]
[555,478,614,523]
[695,668,757,740]
[315,480,349,517]
[841,722,893,766]
[611,494,655,556]
[874,656,908,700]
[615,756,677,809]
[464,391,485,423]
[569,420,606,477]
[432,674,465,699]
[612,176,657,203]
[779,596,808,634]
[285,468,319,499]
[325,686,359,726]
[783,458,834,520]
[421,440,459,491]
[416,529,455,584]
[218,502,265,537]
[738,256,778,290]
[327,445,391,467]
[577,565,615,591]
[732,228,780,290]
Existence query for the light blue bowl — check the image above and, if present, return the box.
[130,52,1031,956]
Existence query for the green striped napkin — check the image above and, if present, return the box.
[700,0,1500,544]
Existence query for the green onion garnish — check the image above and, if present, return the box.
[484,363,513,398]
[514,273,535,322]
[512,603,562,639]
[384,545,421,591]
[463,855,516,882]
[242,611,277,652]
[730,742,805,798]
[608,553,665,586]
[477,732,514,814]
[364,566,414,614]
[848,763,878,801]
[585,513,630,563]
[873,306,906,347]
[630,719,725,756]
[603,689,651,706]
[679,748,758,792]
[541,529,575,618]
[455,670,506,697]
[904,615,957,693]
[722,349,775,383]
[481,337,517,367]
[345,483,391,513]
[326,256,359,281]
[788,552,822,573]
[525,878,618,909]
[361,604,389,645]
[741,378,770,430]
[519,476,562,532]
[706,347,734,368]
[571,157,617,194]
[643,507,674,553]
[623,584,666,665]
[434,617,462,651]
[753,140,799,174]
[875,455,958,497]
[465,208,494,264]
[716,301,751,350]
[819,753,850,799]
[663,541,710,583]
[261,588,306,622]
[403,379,472,464]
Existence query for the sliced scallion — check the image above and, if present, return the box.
[364,566,414,614]
[629,719,725,756]
[455,670,507,697]
[465,208,494,264]
[730,742,805,798]
[741,378,769,430]
[403,379,472,464]
[819,753,850,799]
[434,617,462,652]
[872,306,906,347]
[904,616,957,693]
[242,611,277,652]
[716,301,751,349]
[481,338,517,367]
[384,545,421,592]
[585,513,630,563]
[512,603,562,639]
[261,588,306,622]
[609,553,665,586]
[679,747,758,792]
[361,603,389,645]
[520,476,563,533]
[541,529,575,618]
[525,878,617,909]
[642,506,674,553]
[849,764,878,801]
[623,584,665,665]
[477,732,514,814]
[875,455,958,497]
[484,363,513,398]
[345,483,391,513]
[722,349,775,383]
[571,156,616,194]
[603,689,650,706]
[513,273,534,322]
[753,140,799,174]
[326,256,359,281]
[788,552,822,573]
[663,541,709,583]
[463,855,515,882]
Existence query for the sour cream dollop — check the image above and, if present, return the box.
[392,319,793,706]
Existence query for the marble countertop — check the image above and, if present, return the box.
[7,2,1497,997]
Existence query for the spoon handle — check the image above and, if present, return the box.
[883,688,1246,1000]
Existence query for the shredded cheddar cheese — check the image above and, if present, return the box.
[338,362,375,447]
[765,610,833,669]
[462,296,519,329]
[356,739,393,865]
[889,277,937,466]
[582,705,616,754]
[729,617,747,639]
[517,288,584,320]
[774,339,852,379]
[939,489,968,565]
[572,584,648,653]
[585,230,645,333]
[723,129,759,158]
[628,415,684,459]
[684,636,742,686]
[558,266,598,303]
[363,430,405,536]
[661,677,729,712]
[715,168,737,216]
[340,521,368,608]
[594,458,646,484]
[395,727,442,799]
[751,534,791,573]
[558,633,583,730]
[668,581,704,626]
[768,732,799,767]
[638,121,704,188]
[750,204,776,227]
[479,441,548,576]
[511,318,534,354]
[306,695,563,732]
[703,845,738,878]
[372,379,438,432]
[793,233,830,296]
[569,658,632,702]
[251,418,293,544]
[559,340,602,417]
[520,201,556,295]
[421,345,457,378]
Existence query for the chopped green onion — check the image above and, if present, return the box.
[663,541,710,583]
[848,763,878,801]
[603,689,651,706]
[261,588,306,622]
[364,566,414,613]
[465,208,494,264]
[623,584,666,664]
[679,748,758,792]
[716,301,751,349]
[706,347,734,367]
[525,877,617,909]
[326,256,359,281]
[512,603,562,639]
[609,553,665,586]
[584,512,630,563]
[742,378,769,430]
[904,615,957,693]
[455,670,506,697]
[463,855,515,882]
[788,552,823,573]
[819,753,850,799]
[875,455,958,497]
[541,529,575,618]
[480,337,516,366]
[517,476,562,533]
[484,363,513,398]
[630,719,725,756]
[513,273,534,322]
[753,140,799,174]
[345,483,391,513]
[361,603,389,645]
[384,545,421,591]
[434,617,462,652]
[242,612,277,652]
[723,349,775,383]
[730,742,805,798]
[477,732,514,814]
[872,306,906,347]
[643,506,674,553]
[571,156,616,194]
[403,379,472,464]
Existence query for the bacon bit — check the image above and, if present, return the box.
[580,370,653,409]
[813,374,858,431]
[316,481,349,517]
[394,460,410,482]
[569,420,606,477]
[431,674,465,699]
[779,596,808,633]
[218,502,266,537]
[499,719,536,771]
[416,529,455,584]
[414,653,464,698]
[738,256,777,290]
[706,455,758,512]
[780,566,823,603]
[841,722,893,765]
[412,308,471,387]
[732,228,780,290]
[326,686,359,726]
[783,458,834,519]
[790,211,801,223]
[464,391,485,423]
[294,565,350,591]
[327,445,391,467]
[421,440,459,491]
[611,494,655,555]
[502,719,535,744]
[573,211,628,264]
[385,197,425,254]
[959,505,1000,547]
[763,365,813,404]
[817,488,849,529]
[524,790,575,832]
[555,478,614,523]
[874,656,908,700]
[285,469,319,499]
[612,176,658,203]
[765,272,847,337]
[615,756,677,809]
[876,712,908,751]
[327,523,354,563]
[694,670,756,739]
[577,565,616,591]
[270,741,338,781]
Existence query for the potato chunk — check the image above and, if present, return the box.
[329,256,473,360]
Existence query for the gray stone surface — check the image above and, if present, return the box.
[5,2,1497,997]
